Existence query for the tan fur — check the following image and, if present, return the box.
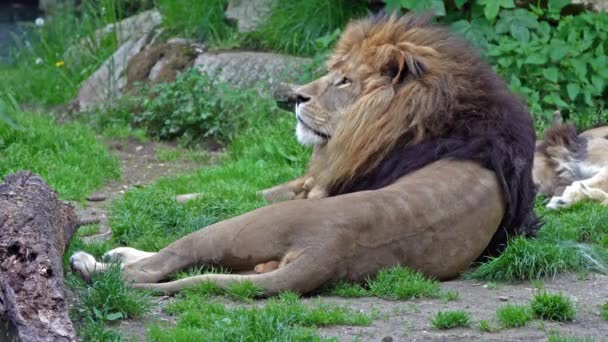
[534,120,608,210]
[70,15,509,295]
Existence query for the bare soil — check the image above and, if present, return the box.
[72,138,608,341]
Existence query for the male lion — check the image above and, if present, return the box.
[535,112,608,210]
[70,14,538,295]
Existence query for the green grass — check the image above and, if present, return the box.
[601,302,608,321]
[468,200,608,281]
[157,0,241,47]
[367,266,441,300]
[149,291,374,341]
[530,292,576,321]
[252,0,367,56]
[324,266,443,300]
[478,319,497,332]
[496,304,533,328]
[430,310,471,330]
[548,335,596,342]
[0,112,119,201]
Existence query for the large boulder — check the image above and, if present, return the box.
[225,0,274,33]
[193,51,310,95]
[73,35,149,111]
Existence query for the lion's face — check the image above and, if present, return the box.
[294,71,362,146]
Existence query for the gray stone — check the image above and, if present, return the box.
[74,35,149,111]
[193,51,311,94]
[572,0,608,12]
[99,9,162,46]
[225,0,273,33]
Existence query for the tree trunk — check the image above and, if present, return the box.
[0,171,78,342]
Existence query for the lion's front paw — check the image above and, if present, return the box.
[546,196,570,210]
[70,251,97,282]
[103,247,155,265]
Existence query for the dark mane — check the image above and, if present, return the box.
[327,14,539,258]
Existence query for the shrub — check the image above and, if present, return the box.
[134,69,279,146]
[430,310,471,329]
[496,304,533,328]
[530,291,576,321]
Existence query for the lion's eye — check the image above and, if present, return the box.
[336,77,351,87]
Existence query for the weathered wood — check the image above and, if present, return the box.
[0,171,78,342]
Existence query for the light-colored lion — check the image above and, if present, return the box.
[534,112,608,210]
[70,14,537,295]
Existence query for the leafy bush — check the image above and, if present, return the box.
[252,0,367,56]
[384,0,607,129]
[134,69,278,146]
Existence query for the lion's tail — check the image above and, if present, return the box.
[131,252,333,295]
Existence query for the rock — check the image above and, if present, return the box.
[174,193,205,203]
[193,51,311,95]
[498,296,509,301]
[225,0,273,33]
[572,0,608,12]
[92,9,162,47]
[74,34,150,111]
[125,42,203,91]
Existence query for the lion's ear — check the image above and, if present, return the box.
[377,45,426,84]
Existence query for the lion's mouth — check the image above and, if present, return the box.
[297,116,331,140]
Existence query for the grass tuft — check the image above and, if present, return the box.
[530,292,575,321]
[430,310,471,330]
[226,281,265,302]
[368,266,441,300]
[154,291,373,340]
[601,302,608,321]
[478,319,497,332]
[496,304,533,328]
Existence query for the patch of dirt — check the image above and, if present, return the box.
[74,137,219,242]
[318,273,608,341]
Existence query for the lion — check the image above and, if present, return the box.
[534,112,608,210]
[70,14,538,295]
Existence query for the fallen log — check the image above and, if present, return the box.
[0,171,78,342]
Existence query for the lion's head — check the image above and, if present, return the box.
[295,14,501,192]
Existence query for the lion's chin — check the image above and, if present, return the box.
[296,122,325,146]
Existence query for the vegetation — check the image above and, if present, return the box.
[468,200,608,281]
[496,304,533,328]
[0,112,119,201]
[430,310,471,329]
[530,291,576,321]
[601,302,608,321]
[134,69,278,146]
[149,291,374,341]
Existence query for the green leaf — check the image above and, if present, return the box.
[524,53,547,65]
[548,0,571,12]
[591,75,605,93]
[106,312,125,321]
[500,0,516,9]
[549,39,569,61]
[566,83,580,100]
[543,68,559,83]
[510,24,530,43]
[483,1,500,21]
[570,59,587,79]
[455,0,468,9]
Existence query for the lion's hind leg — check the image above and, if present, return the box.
[70,247,156,282]
[547,168,608,210]
[131,250,335,295]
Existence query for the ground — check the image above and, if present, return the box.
[71,138,608,342]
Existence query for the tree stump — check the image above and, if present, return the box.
[0,171,78,342]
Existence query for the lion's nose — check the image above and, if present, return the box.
[296,94,311,105]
